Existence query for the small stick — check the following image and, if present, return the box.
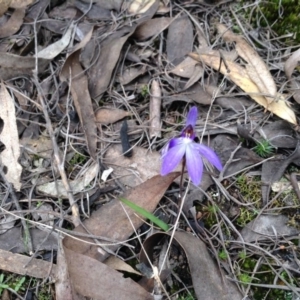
[149,79,162,138]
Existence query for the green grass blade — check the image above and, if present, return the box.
[119,197,169,231]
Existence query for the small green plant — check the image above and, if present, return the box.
[178,292,195,300]
[238,273,252,284]
[238,250,247,260]
[0,273,26,296]
[253,139,274,158]
[141,85,149,98]
[236,207,258,227]
[69,152,87,166]
[218,249,228,260]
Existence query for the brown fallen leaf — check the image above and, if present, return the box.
[284,48,300,104]
[217,23,277,105]
[95,108,131,125]
[36,163,99,198]
[104,145,161,187]
[88,0,159,98]
[189,52,297,125]
[60,51,97,159]
[167,14,193,65]
[117,65,147,85]
[140,232,243,300]
[0,248,56,279]
[63,173,179,262]
[0,0,11,17]
[63,246,153,300]
[0,7,25,38]
[37,22,74,59]
[105,256,142,276]
[0,53,48,80]
[0,82,22,190]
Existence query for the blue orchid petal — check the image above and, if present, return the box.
[185,143,203,185]
[161,142,186,175]
[186,106,198,127]
[196,144,223,171]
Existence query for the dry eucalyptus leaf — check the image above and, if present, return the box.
[0,53,48,80]
[0,0,11,16]
[36,163,99,198]
[63,172,179,263]
[0,82,22,190]
[128,0,156,14]
[217,23,277,105]
[167,15,193,65]
[118,65,147,85]
[134,17,172,41]
[60,51,97,159]
[104,145,161,187]
[0,7,25,38]
[10,0,34,7]
[284,48,300,104]
[37,22,74,59]
[95,108,131,125]
[105,256,142,276]
[189,52,297,125]
[170,56,202,78]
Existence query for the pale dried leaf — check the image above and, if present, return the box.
[271,181,293,192]
[128,0,156,14]
[189,52,297,125]
[149,79,161,138]
[0,82,22,190]
[37,23,74,59]
[217,23,277,105]
[95,108,131,125]
[0,7,25,38]
[37,163,99,198]
[170,56,201,78]
[10,0,34,8]
[105,256,142,276]
[0,0,11,16]
[284,48,300,103]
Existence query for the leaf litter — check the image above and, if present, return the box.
[0,0,300,299]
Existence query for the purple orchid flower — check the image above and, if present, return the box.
[161,106,222,185]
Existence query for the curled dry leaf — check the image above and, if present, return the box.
[217,23,277,105]
[189,52,297,125]
[0,82,22,190]
[95,108,131,125]
[284,48,300,104]
[149,79,161,138]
